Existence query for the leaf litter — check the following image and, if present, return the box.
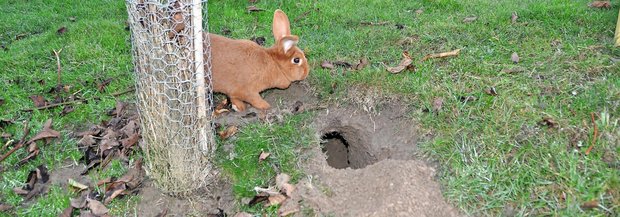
[385,51,414,74]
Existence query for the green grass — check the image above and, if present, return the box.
[1,0,619,216]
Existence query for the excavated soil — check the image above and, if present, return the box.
[237,83,463,216]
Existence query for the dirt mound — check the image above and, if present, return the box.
[258,84,462,216]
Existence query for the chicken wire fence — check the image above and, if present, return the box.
[125,0,215,196]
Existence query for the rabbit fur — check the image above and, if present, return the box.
[206,9,309,111]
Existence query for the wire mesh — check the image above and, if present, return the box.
[125,0,215,196]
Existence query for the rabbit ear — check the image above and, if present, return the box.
[279,36,298,54]
[272,9,291,42]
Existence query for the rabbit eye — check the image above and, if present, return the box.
[292,57,301,64]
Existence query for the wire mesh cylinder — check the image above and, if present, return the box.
[125,0,215,196]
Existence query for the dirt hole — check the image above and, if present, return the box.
[321,129,375,169]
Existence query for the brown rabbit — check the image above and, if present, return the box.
[207,9,309,111]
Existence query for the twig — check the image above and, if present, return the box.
[421,49,461,62]
[111,87,136,97]
[22,99,85,112]
[53,48,63,86]
[585,113,598,155]
[0,122,29,163]
[294,9,313,22]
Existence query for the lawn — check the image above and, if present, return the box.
[1,0,619,216]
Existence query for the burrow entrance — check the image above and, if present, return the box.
[320,126,377,169]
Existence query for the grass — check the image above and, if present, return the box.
[1,0,619,216]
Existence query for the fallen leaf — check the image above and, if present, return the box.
[104,182,127,204]
[233,212,253,217]
[432,97,443,113]
[218,126,238,140]
[511,52,519,64]
[247,5,264,12]
[248,192,270,206]
[68,178,89,191]
[251,36,266,46]
[97,78,113,92]
[60,105,74,116]
[258,151,271,163]
[69,16,76,22]
[538,117,559,128]
[27,119,60,144]
[0,203,13,212]
[580,199,599,209]
[459,96,477,103]
[463,16,478,23]
[13,187,29,195]
[121,133,140,149]
[421,49,461,62]
[78,135,97,147]
[320,61,335,69]
[415,9,423,15]
[86,198,109,216]
[355,58,369,70]
[59,206,73,217]
[70,194,88,208]
[589,1,611,8]
[29,95,48,108]
[57,27,67,35]
[333,61,352,68]
[511,11,519,24]
[386,51,414,74]
[484,87,498,96]
[117,159,144,190]
[265,194,287,207]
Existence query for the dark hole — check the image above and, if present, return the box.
[321,131,351,169]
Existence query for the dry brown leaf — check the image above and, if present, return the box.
[68,178,88,191]
[117,159,144,190]
[13,187,29,195]
[218,126,238,140]
[97,78,112,92]
[415,9,424,15]
[121,133,140,149]
[59,206,73,217]
[29,95,48,108]
[386,51,414,74]
[421,49,461,62]
[321,60,336,69]
[281,183,296,196]
[78,135,97,147]
[511,12,519,24]
[27,119,60,144]
[57,27,67,35]
[70,195,87,209]
[69,16,76,22]
[86,198,109,216]
[247,5,264,12]
[432,97,443,113]
[248,192,270,206]
[484,87,498,96]
[459,96,477,103]
[580,199,599,209]
[60,105,74,116]
[463,16,477,23]
[265,194,287,207]
[589,1,611,8]
[355,58,369,70]
[104,182,127,204]
[258,151,271,163]
[511,52,519,64]
[538,117,559,128]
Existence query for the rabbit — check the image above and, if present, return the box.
[206,9,310,112]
